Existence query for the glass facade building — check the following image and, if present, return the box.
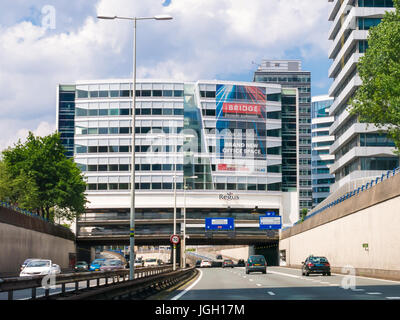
[57,79,301,242]
[254,60,312,212]
[311,95,335,206]
[57,85,76,158]
[327,0,398,192]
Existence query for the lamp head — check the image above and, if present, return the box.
[154,15,173,20]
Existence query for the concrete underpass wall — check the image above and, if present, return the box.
[0,207,76,277]
[279,172,400,280]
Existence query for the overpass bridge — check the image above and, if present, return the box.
[76,218,279,246]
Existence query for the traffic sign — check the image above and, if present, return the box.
[205,218,235,231]
[259,216,282,230]
[170,234,180,245]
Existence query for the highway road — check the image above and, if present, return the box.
[169,267,400,300]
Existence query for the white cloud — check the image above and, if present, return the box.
[0,120,56,151]
[0,0,332,151]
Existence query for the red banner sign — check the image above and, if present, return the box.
[222,103,262,115]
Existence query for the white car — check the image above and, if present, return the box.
[134,259,144,267]
[144,258,158,267]
[19,259,61,277]
[200,260,212,268]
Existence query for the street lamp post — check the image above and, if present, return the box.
[157,133,194,270]
[97,14,172,280]
[182,175,197,268]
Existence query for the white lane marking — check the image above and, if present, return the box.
[268,270,301,279]
[366,292,382,295]
[171,269,203,301]
[256,284,262,287]
[351,288,365,292]
[320,282,330,284]
[386,297,400,300]
[267,291,275,296]
[276,267,400,284]
[329,284,339,286]
[249,279,254,282]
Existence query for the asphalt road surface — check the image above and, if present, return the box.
[168,267,400,300]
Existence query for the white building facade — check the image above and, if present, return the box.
[57,79,301,241]
[328,0,398,192]
[311,95,335,207]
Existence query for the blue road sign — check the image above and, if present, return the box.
[259,216,282,230]
[205,218,235,231]
[265,211,278,216]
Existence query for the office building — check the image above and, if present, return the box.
[56,79,302,242]
[311,95,335,206]
[327,0,398,192]
[254,59,313,212]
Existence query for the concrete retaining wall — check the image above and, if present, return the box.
[0,207,76,277]
[279,172,400,280]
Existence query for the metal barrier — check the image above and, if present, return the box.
[0,265,175,300]
[303,167,400,223]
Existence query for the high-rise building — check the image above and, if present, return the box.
[56,85,76,158]
[311,95,335,206]
[57,79,302,245]
[254,60,312,212]
[327,0,398,192]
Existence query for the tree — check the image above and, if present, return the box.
[1,132,87,221]
[300,208,308,222]
[350,0,400,152]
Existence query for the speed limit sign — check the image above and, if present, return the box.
[170,234,180,245]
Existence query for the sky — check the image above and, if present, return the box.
[0,0,333,152]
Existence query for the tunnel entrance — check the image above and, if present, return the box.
[253,242,279,266]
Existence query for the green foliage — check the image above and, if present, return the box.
[350,1,400,152]
[300,208,308,223]
[0,132,87,222]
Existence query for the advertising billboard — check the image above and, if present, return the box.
[215,84,268,172]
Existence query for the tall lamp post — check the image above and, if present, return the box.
[97,14,173,280]
[182,175,197,268]
[157,133,194,270]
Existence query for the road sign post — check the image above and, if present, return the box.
[170,234,181,245]
[259,216,282,230]
[205,218,235,231]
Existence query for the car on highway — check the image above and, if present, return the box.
[195,260,202,268]
[301,256,331,276]
[214,254,224,267]
[89,258,107,271]
[20,259,61,277]
[74,261,89,272]
[100,259,125,271]
[134,259,144,267]
[200,260,212,268]
[222,259,234,268]
[237,259,245,267]
[144,258,158,267]
[20,258,40,272]
[157,259,164,265]
[245,255,267,274]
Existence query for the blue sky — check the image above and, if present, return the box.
[0,0,333,150]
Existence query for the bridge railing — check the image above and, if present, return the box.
[0,265,173,300]
[283,167,400,231]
